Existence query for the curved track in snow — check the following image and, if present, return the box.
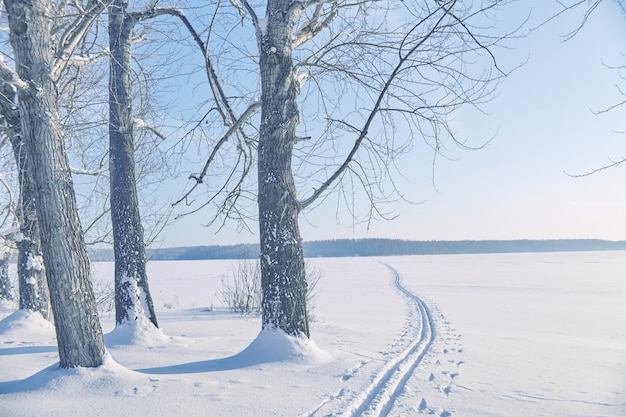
[305,263,436,417]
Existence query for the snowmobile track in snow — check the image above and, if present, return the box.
[306,263,436,417]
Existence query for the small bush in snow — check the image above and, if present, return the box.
[93,278,115,316]
[219,259,322,318]
[220,259,262,315]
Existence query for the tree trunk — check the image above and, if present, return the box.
[11,139,51,319]
[109,0,158,327]
[15,217,50,319]
[257,0,309,337]
[0,247,14,302]
[5,0,106,368]
[0,83,50,316]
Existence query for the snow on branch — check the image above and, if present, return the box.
[70,151,107,176]
[229,0,247,24]
[70,166,107,176]
[133,118,167,141]
[53,0,113,80]
[293,1,340,48]
[0,57,28,90]
[66,50,110,67]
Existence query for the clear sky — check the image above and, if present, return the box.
[155,1,626,248]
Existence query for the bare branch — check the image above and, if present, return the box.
[531,0,603,41]
[0,57,28,90]
[172,101,261,207]
[241,0,259,27]
[299,4,450,209]
[133,118,167,141]
[566,156,626,178]
[438,1,506,75]
[70,166,106,176]
[66,50,109,68]
[229,0,247,24]
[293,2,341,48]
[145,6,240,128]
[53,0,113,80]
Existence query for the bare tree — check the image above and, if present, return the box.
[2,0,108,368]
[105,0,231,329]
[178,0,517,338]
[108,0,159,328]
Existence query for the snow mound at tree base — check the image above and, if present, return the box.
[234,327,333,366]
[0,309,55,342]
[0,352,150,395]
[104,316,170,347]
[0,299,18,319]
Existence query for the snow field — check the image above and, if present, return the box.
[0,251,624,416]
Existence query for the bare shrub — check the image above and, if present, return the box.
[220,258,322,318]
[305,262,322,322]
[220,259,262,315]
[92,278,115,316]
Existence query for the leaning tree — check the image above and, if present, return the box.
[2,0,109,368]
[177,0,520,338]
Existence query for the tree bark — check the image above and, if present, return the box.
[0,82,49,317]
[257,0,309,337]
[0,247,14,302]
[109,0,158,327]
[5,0,106,368]
[14,186,50,319]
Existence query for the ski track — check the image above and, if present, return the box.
[304,262,436,417]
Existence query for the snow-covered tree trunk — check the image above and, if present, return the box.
[257,0,309,337]
[0,82,49,315]
[4,0,106,368]
[15,225,49,318]
[109,0,158,328]
[11,141,50,319]
[0,246,14,302]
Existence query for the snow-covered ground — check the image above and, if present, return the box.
[0,251,624,416]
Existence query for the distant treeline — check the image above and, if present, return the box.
[88,239,626,261]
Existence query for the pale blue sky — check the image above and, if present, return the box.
[156,1,626,248]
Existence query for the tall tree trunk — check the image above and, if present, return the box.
[109,0,158,327]
[0,83,50,318]
[257,0,309,337]
[14,189,50,319]
[11,133,51,319]
[5,0,106,368]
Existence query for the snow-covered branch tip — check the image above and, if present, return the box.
[53,0,113,80]
[227,0,259,26]
[292,2,340,48]
[133,118,167,140]
[0,59,28,90]
[229,0,246,24]
[67,50,110,67]
[70,166,106,176]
